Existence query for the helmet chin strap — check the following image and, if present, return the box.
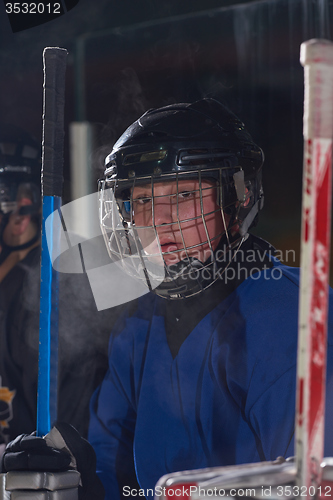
[239,200,260,236]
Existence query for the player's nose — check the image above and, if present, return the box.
[152,196,173,226]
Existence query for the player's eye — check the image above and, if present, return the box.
[134,196,152,205]
[178,190,195,200]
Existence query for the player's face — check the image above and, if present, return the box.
[132,179,227,265]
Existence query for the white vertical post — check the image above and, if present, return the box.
[69,122,96,240]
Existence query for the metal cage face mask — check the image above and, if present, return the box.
[99,166,249,299]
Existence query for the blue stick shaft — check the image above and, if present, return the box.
[37,196,61,436]
[36,47,67,437]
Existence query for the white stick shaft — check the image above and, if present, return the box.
[296,39,333,493]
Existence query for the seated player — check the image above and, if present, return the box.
[0,125,42,447]
[2,99,333,500]
[89,98,333,498]
[0,125,124,451]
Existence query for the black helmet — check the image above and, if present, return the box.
[99,99,264,299]
[0,123,41,215]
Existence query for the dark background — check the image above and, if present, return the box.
[1,0,333,269]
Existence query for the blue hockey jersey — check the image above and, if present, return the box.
[88,259,333,499]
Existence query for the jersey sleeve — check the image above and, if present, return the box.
[241,269,333,462]
[246,365,296,461]
[88,312,146,500]
[223,264,300,463]
[247,307,333,462]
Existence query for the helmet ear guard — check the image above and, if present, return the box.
[230,170,264,236]
[233,170,246,204]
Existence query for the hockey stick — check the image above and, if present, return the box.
[295,39,333,493]
[37,47,68,437]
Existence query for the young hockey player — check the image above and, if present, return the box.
[88,98,333,498]
[0,125,42,449]
[2,99,333,500]
[0,125,125,448]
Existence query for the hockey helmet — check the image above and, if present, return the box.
[99,99,264,299]
[0,123,41,215]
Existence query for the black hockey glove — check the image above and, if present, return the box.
[1,422,105,500]
[1,432,71,472]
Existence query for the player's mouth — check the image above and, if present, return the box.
[158,238,181,264]
[160,242,178,254]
